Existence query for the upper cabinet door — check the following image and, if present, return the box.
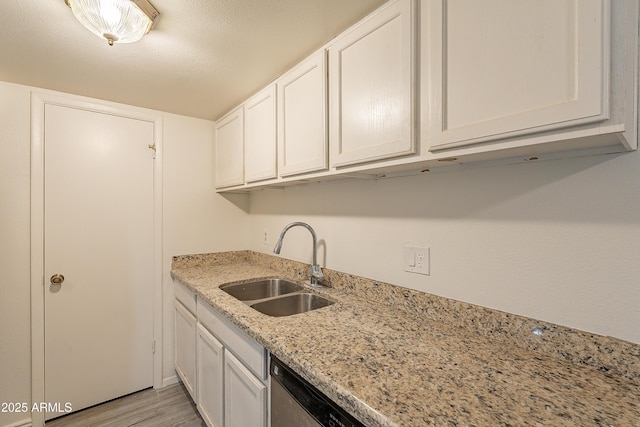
[329,0,417,168]
[277,50,328,177]
[215,107,244,188]
[244,85,277,183]
[426,0,609,152]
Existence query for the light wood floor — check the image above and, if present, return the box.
[46,383,206,427]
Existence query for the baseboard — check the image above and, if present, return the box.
[162,374,179,388]
[2,418,32,427]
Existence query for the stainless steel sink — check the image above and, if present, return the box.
[250,293,334,317]
[220,278,334,316]
[220,279,303,301]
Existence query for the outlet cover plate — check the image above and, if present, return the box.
[403,244,430,275]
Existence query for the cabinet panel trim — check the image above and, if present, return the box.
[330,0,417,167]
[427,0,610,151]
[277,49,329,177]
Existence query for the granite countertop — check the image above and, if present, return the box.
[171,252,640,427]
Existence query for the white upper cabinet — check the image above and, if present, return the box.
[277,50,328,177]
[215,107,244,188]
[329,0,417,168]
[214,0,637,192]
[425,0,611,151]
[244,85,277,183]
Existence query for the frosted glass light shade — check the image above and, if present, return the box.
[67,0,158,46]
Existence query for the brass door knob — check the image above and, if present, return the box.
[50,274,65,285]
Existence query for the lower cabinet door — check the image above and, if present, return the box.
[197,323,224,427]
[174,301,197,401]
[224,350,267,427]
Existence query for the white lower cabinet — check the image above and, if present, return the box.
[174,282,269,427]
[224,350,267,427]
[196,298,268,427]
[174,300,197,401]
[197,323,224,427]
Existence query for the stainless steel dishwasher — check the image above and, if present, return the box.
[270,356,366,427]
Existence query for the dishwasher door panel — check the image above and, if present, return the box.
[271,378,321,427]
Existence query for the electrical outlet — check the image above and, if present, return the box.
[403,244,430,275]
[263,229,269,245]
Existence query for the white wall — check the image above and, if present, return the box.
[0,80,250,427]
[0,82,33,427]
[162,113,249,382]
[249,151,640,345]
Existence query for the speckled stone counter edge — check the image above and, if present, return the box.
[172,250,640,384]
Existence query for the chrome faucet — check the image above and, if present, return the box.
[273,222,329,287]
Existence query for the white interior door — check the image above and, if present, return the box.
[43,104,155,420]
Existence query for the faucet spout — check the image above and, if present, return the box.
[273,222,328,287]
[273,237,283,254]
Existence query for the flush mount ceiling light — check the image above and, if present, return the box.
[65,0,160,46]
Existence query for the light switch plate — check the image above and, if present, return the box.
[403,244,430,275]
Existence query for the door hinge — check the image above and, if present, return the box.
[152,338,156,354]
[148,142,157,159]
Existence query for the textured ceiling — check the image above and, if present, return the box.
[0,0,386,120]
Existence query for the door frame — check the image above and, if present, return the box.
[30,91,164,427]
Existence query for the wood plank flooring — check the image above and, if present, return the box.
[46,383,206,427]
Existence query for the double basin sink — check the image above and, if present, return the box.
[220,278,334,317]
